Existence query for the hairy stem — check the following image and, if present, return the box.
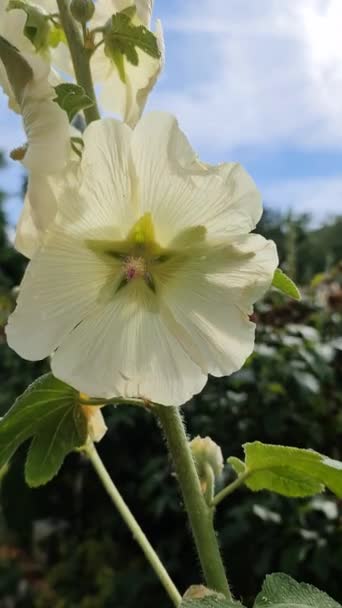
[157,406,231,599]
[57,0,100,124]
[85,441,182,607]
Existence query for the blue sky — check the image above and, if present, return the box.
[1,0,342,228]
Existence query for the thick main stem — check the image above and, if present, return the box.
[85,441,182,607]
[157,406,231,599]
[57,0,100,123]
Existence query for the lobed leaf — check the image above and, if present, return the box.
[272,269,301,301]
[54,83,94,121]
[254,573,341,607]
[228,442,342,498]
[105,9,161,83]
[0,373,87,487]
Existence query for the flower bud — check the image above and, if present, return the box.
[190,436,224,500]
[81,403,107,443]
[70,0,95,24]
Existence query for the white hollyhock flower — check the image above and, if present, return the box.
[6,112,278,406]
[91,0,164,126]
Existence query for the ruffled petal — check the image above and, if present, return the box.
[131,112,262,245]
[162,234,278,377]
[53,119,134,238]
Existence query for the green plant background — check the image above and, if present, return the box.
[0,155,341,607]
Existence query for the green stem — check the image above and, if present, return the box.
[156,406,231,599]
[85,441,182,607]
[212,471,251,508]
[56,0,100,124]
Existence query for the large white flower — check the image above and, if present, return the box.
[91,0,164,126]
[6,112,278,406]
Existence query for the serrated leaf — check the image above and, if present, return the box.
[228,442,342,498]
[0,374,87,487]
[254,573,341,607]
[54,83,94,121]
[104,9,161,83]
[272,268,301,300]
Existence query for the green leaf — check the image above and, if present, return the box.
[181,586,244,607]
[54,83,94,121]
[48,24,66,48]
[272,268,301,300]
[254,573,341,607]
[228,442,342,498]
[104,9,161,83]
[0,373,87,487]
[0,35,33,103]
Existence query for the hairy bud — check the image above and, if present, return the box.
[190,436,224,502]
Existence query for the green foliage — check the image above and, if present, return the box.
[254,573,341,607]
[272,269,301,301]
[104,9,161,83]
[258,209,342,283]
[54,83,94,121]
[0,374,87,487]
[228,442,342,498]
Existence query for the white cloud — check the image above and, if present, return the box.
[263,176,342,223]
[151,0,342,155]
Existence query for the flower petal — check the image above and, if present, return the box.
[131,112,262,244]
[6,233,115,360]
[15,194,40,258]
[51,285,206,405]
[55,119,134,238]
[162,235,278,377]
[15,160,80,258]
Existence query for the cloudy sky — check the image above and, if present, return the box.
[1,0,342,227]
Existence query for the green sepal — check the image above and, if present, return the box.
[54,82,94,121]
[0,373,88,487]
[8,0,51,52]
[48,24,66,48]
[228,442,342,498]
[0,35,33,103]
[272,268,301,300]
[104,8,161,82]
[254,573,341,607]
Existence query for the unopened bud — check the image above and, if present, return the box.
[81,397,107,443]
[190,436,224,498]
[70,0,95,24]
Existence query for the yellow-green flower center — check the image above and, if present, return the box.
[86,213,211,297]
